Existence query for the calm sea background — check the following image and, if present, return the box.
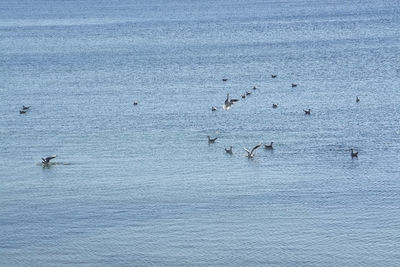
[1,0,400,265]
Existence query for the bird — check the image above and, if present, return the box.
[208,136,217,143]
[22,105,30,110]
[271,74,277,78]
[19,110,27,114]
[356,96,360,103]
[291,83,298,87]
[303,109,311,115]
[211,106,217,111]
[133,101,138,105]
[245,91,251,96]
[264,142,274,149]
[244,144,262,158]
[222,78,228,82]
[42,155,57,164]
[241,94,246,99]
[272,104,278,108]
[350,149,358,158]
[252,86,257,90]
[225,146,233,154]
[224,93,232,110]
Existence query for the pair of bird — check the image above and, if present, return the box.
[19,105,30,114]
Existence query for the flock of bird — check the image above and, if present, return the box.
[20,74,360,167]
[206,75,360,159]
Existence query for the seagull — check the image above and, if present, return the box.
[245,91,251,96]
[225,146,233,154]
[42,155,57,164]
[292,83,298,87]
[264,142,274,149]
[356,96,360,103]
[22,105,30,110]
[224,93,232,110]
[252,86,257,90]
[303,109,311,115]
[208,136,217,143]
[271,74,277,78]
[133,101,138,105]
[241,94,246,99]
[222,78,228,82]
[19,110,27,114]
[211,106,217,111]
[350,149,358,158]
[244,144,262,158]
[272,104,278,108]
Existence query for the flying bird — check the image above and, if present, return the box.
[224,93,232,110]
[211,106,217,111]
[350,149,358,158]
[303,109,311,115]
[42,155,57,164]
[244,144,262,158]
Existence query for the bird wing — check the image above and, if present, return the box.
[45,155,57,162]
[243,148,250,154]
[251,144,262,154]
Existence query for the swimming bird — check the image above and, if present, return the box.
[291,83,298,87]
[241,94,246,99]
[264,142,274,149]
[224,93,232,110]
[303,109,311,115]
[244,144,262,158]
[42,155,56,164]
[133,101,138,105]
[356,96,360,103]
[222,78,228,82]
[208,136,217,143]
[271,74,277,78]
[19,110,27,114]
[272,104,278,108]
[211,106,217,111]
[245,91,251,96]
[225,146,233,154]
[22,105,30,110]
[252,86,257,90]
[350,149,358,158]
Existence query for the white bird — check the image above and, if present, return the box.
[42,155,56,164]
[224,93,231,110]
[244,144,262,158]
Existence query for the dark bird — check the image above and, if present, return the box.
[211,106,217,111]
[225,146,233,154]
[356,96,360,103]
[222,78,228,82]
[133,101,138,105]
[271,75,277,78]
[208,136,217,143]
[252,86,257,90]
[42,155,57,164]
[22,105,30,110]
[244,144,262,158]
[245,91,251,96]
[264,142,274,149]
[291,83,298,87]
[272,104,278,108]
[241,94,246,99]
[303,109,311,115]
[19,110,27,114]
[350,149,358,158]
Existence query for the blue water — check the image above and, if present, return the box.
[1,0,400,265]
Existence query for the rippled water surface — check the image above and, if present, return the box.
[1,0,400,265]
